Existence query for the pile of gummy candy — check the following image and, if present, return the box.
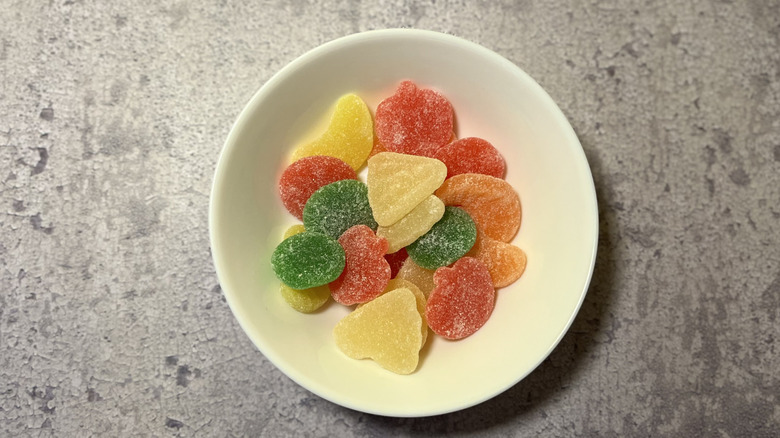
[271,81,527,374]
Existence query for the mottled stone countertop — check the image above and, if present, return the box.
[1,1,778,436]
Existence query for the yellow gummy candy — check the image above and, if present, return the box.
[291,94,373,171]
[333,288,422,375]
[377,195,445,254]
[366,152,447,227]
[358,278,429,348]
[396,258,436,299]
[280,283,330,313]
[282,224,306,240]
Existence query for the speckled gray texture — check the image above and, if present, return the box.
[1,1,778,436]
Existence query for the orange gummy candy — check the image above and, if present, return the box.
[467,233,527,288]
[435,173,521,242]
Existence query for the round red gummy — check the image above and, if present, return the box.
[384,247,409,279]
[330,225,391,306]
[278,156,357,220]
[434,137,506,179]
[375,81,454,158]
[425,257,495,340]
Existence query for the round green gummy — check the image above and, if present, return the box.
[271,231,346,290]
[302,179,378,239]
[407,206,477,270]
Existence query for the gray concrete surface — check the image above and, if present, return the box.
[1,0,778,436]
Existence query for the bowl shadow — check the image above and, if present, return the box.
[346,133,618,432]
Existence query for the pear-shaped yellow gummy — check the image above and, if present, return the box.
[333,288,422,374]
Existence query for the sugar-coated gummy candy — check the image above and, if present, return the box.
[303,179,377,239]
[291,94,373,171]
[433,137,506,179]
[367,152,447,227]
[375,81,454,158]
[279,156,357,220]
[280,283,330,313]
[426,257,495,340]
[396,257,436,298]
[271,231,345,290]
[333,288,422,374]
[368,132,387,158]
[435,173,521,243]
[406,206,477,270]
[329,225,391,306]
[356,277,429,348]
[384,247,408,279]
[377,195,445,253]
[283,224,306,240]
[384,278,429,348]
[467,233,527,288]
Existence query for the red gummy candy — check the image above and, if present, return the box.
[330,225,391,306]
[434,137,506,179]
[375,81,454,158]
[279,155,357,220]
[384,247,409,279]
[425,257,495,340]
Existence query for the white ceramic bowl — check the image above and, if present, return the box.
[209,29,598,417]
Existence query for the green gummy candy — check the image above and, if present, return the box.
[302,179,378,239]
[407,206,477,270]
[271,231,346,290]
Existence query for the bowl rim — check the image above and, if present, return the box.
[209,28,599,417]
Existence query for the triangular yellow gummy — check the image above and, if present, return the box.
[377,195,444,253]
[367,152,447,227]
[291,94,373,171]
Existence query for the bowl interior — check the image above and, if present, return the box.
[210,29,598,417]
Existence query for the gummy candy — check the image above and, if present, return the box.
[280,283,331,313]
[303,179,377,239]
[333,287,422,374]
[282,224,306,239]
[279,155,357,220]
[384,278,429,348]
[291,94,373,171]
[375,81,453,157]
[406,206,477,270]
[329,225,391,306]
[384,247,408,279]
[435,173,521,242]
[368,131,388,158]
[396,257,436,298]
[356,277,428,348]
[377,195,445,253]
[367,152,446,227]
[467,233,527,288]
[426,257,495,340]
[271,231,345,290]
[433,137,506,179]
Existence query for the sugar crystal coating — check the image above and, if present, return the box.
[377,195,445,253]
[375,81,454,157]
[329,225,391,306]
[303,179,377,239]
[333,287,422,374]
[467,233,527,288]
[426,257,495,340]
[280,283,331,313]
[271,231,345,290]
[355,278,428,347]
[279,155,357,220]
[291,94,373,171]
[434,137,506,179]
[396,257,436,298]
[367,152,446,227]
[406,206,477,270]
[435,173,521,242]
